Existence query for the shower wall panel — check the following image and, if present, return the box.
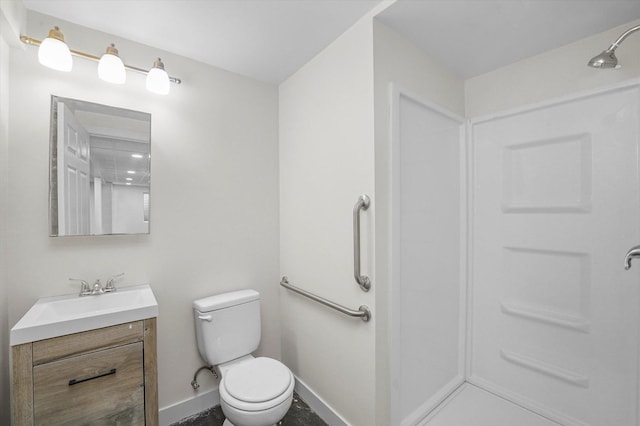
[390,89,465,426]
[469,86,640,426]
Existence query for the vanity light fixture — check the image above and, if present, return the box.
[98,43,126,84]
[20,26,181,94]
[146,58,171,95]
[37,26,72,72]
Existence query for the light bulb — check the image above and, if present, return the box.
[38,27,72,72]
[98,43,126,84]
[146,58,170,95]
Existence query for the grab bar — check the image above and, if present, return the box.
[280,276,371,322]
[353,194,371,292]
[624,245,640,270]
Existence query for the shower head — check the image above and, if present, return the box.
[587,48,619,69]
[587,24,640,69]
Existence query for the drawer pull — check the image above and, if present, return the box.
[68,368,117,386]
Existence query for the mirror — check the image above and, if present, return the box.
[49,96,151,236]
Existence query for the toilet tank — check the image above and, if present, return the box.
[193,289,261,365]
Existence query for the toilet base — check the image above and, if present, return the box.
[222,420,276,426]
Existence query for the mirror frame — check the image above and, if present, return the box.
[49,96,151,236]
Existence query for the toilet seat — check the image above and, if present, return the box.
[220,357,294,412]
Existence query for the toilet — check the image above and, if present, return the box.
[193,290,294,426]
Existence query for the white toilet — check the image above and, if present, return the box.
[193,289,294,426]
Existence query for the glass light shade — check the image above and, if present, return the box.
[146,58,170,95]
[38,36,72,72]
[98,51,126,84]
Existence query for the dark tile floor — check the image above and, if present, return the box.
[170,392,328,426]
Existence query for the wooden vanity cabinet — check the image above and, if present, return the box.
[11,318,158,426]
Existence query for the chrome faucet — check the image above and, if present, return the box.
[91,279,105,295]
[624,245,640,270]
[70,273,124,296]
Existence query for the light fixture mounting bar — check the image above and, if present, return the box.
[20,35,182,84]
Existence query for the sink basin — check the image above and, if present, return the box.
[10,284,158,346]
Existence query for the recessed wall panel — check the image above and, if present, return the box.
[502,134,592,213]
[501,247,590,331]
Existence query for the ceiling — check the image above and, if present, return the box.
[21,0,640,83]
[376,0,640,79]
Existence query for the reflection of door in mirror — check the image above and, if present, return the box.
[86,120,150,235]
[57,102,91,235]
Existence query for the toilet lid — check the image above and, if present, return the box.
[224,357,292,403]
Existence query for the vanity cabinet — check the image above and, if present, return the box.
[12,318,158,426]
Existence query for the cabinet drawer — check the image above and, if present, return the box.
[33,342,144,426]
[33,321,143,365]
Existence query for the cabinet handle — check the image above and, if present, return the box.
[68,368,117,386]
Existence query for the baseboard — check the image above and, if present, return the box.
[294,376,350,426]
[159,387,220,426]
[158,376,346,426]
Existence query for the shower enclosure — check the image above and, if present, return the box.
[389,82,640,425]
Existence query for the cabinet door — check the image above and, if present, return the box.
[33,342,145,426]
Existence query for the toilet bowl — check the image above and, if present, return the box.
[193,290,294,426]
[218,357,294,426]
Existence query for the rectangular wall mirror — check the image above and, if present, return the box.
[49,96,151,236]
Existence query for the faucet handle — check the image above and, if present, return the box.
[70,278,91,296]
[105,273,124,293]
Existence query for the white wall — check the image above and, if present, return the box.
[112,184,149,234]
[372,20,464,426]
[278,13,465,425]
[465,19,640,118]
[5,9,280,415]
[0,27,10,426]
[279,7,383,425]
[373,21,465,118]
[0,2,25,423]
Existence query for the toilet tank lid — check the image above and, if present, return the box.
[193,289,260,312]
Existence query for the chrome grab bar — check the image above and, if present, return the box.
[353,194,371,292]
[280,276,371,322]
[624,245,640,270]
